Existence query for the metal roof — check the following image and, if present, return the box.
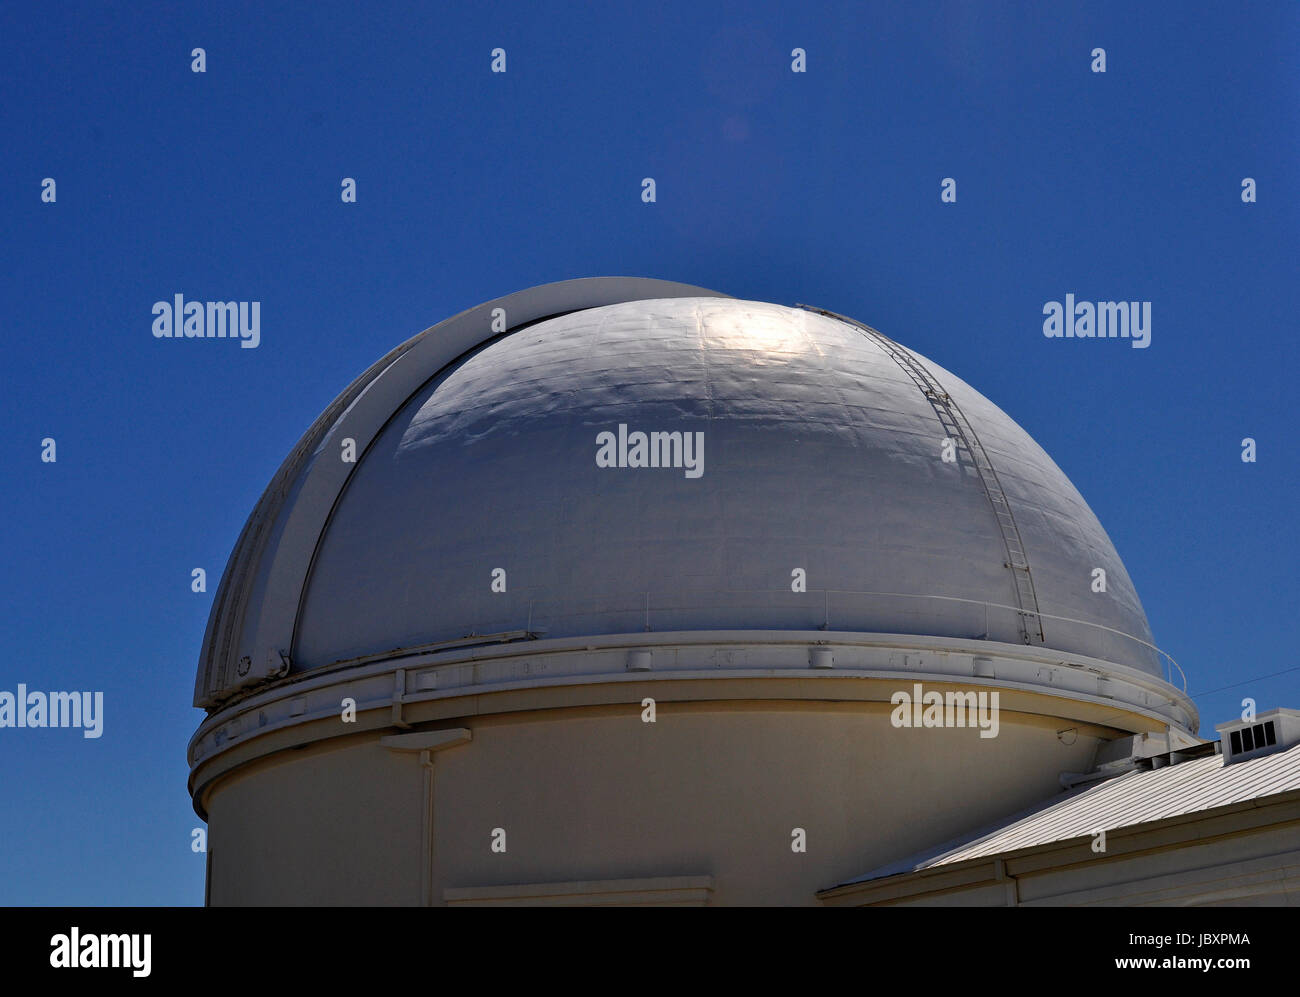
[842,740,1300,886]
[291,295,1158,673]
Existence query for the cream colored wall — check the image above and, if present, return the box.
[1021,822,1300,906]
[207,734,426,906]
[206,701,1102,906]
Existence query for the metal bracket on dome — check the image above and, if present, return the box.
[195,278,731,710]
[796,303,1047,646]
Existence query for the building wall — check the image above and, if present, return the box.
[205,700,1102,906]
[206,731,426,906]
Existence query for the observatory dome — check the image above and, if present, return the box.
[280,296,1156,676]
[191,280,1194,907]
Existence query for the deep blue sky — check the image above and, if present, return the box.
[2,1,1297,905]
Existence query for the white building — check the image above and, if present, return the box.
[189,278,1291,906]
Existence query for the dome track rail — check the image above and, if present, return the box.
[797,304,1046,645]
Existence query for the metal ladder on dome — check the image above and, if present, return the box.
[796,304,1046,645]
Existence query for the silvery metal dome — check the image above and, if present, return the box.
[195,278,1169,709]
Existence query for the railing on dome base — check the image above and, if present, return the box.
[314,587,1187,694]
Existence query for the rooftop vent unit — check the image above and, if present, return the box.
[1215,708,1300,766]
